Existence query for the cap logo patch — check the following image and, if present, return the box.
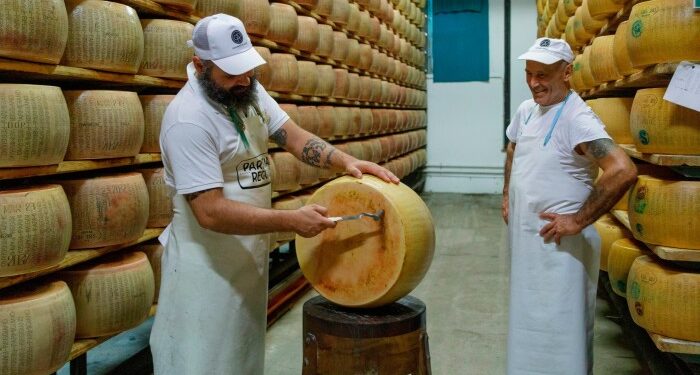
[231,30,244,44]
[540,39,551,47]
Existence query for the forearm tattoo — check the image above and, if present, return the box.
[323,147,336,169]
[586,138,615,159]
[270,128,288,147]
[301,137,327,167]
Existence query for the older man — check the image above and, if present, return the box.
[502,38,636,374]
[150,14,398,375]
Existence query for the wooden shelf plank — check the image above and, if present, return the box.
[0,228,163,290]
[0,58,184,89]
[0,154,162,181]
[650,333,700,356]
[611,210,700,262]
[619,144,700,167]
[615,63,677,89]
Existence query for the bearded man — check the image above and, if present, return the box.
[151,14,398,375]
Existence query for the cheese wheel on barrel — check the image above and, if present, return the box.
[628,175,700,249]
[316,106,336,138]
[297,106,321,135]
[315,24,335,57]
[627,256,700,341]
[586,97,633,144]
[0,85,70,168]
[59,173,149,249]
[0,185,72,277]
[273,197,304,241]
[195,0,237,16]
[139,168,172,228]
[139,19,193,79]
[268,54,299,93]
[593,214,633,271]
[137,244,163,303]
[0,281,76,375]
[626,0,700,68]
[62,0,144,74]
[612,21,640,77]
[294,16,320,53]
[295,61,319,96]
[232,0,271,37]
[0,0,68,64]
[296,175,435,307]
[63,90,145,160]
[315,64,336,97]
[139,95,174,153]
[268,3,298,46]
[271,152,301,191]
[254,46,272,88]
[153,0,196,12]
[60,251,154,338]
[589,35,622,84]
[630,88,700,155]
[608,238,648,297]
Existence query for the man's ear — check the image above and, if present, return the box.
[193,56,204,75]
[563,62,573,82]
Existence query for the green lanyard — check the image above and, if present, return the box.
[227,106,250,150]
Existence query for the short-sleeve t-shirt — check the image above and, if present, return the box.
[160,63,289,195]
[505,91,612,186]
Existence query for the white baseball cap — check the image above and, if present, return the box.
[187,14,266,75]
[518,38,574,65]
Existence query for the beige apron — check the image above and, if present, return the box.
[151,106,272,375]
[506,94,601,375]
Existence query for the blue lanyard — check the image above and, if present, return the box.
[524,90,572,147]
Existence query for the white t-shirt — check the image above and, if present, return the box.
[506,91,611,185]
[160,63,289,195]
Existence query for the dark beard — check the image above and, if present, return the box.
[199,65,258,111]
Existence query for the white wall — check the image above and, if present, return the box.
[425,0,537,194]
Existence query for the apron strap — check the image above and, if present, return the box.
[227,106,251,150]
[523,90,573,147]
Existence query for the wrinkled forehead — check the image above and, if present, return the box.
[525,59,567,74]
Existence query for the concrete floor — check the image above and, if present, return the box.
[264,193,647,375]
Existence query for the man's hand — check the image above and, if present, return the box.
[291,204,337,238]
[502,194,509,225]
[538,212,584,245]
[345,159,400,184]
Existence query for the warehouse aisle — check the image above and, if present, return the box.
[265,193,647,375]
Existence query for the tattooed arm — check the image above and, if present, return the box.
[539,138,637,244]
[270,119,399,183]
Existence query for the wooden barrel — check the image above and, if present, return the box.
[302,295,431,374]
[296,175,434,306]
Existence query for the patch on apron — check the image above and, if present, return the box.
[237,153,271,189]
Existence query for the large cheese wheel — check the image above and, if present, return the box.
[589,35,622,84]
[62,0,144,74]
[369,78,382,102]
[316,106,336,138]
[298,158,321,185]
[627,256,700,341]
[0,85,70,167]
[268,3,298,46]
[139,95,174,153]
[593,214,633,271]
[232,0,271,37]
[152,0,196,12]
[586,97,633,144]
[333,106,351,137]
[331,31,349,62]
[271,152,301,191]
[136,244,163,303]
[296,61,319,96]
[332,69,350,99]
[587,0,625,18]
[330,0,351,25]
[63,90,144,160]
[297,106,321,135]
[0,281,76,375]
[608,238,648,297]
[571,54,587,92]
[139,168,172,228]
[314,0,334,16]
[612,21,640,76]
[60,251,155,338]
[315,64,336,97]
[59,173,149,249]
[267,54,299,93]
[139,20,193,80]
[573,7,594,44]
[346,73,361,100]
[195,0,237,17]
[565,17,582,50]
[0,0,68,64]
[630,88,700,155]
[347,2,362,32]
[346,141,366,160]
[0,185,71,277]
[345,39,361,68]
[279,104,299,126]
[348,107,362,136]
[580,47,596,89]
[358,76,373,102]
[272,197,304,242]
[626,0,700,68]
[296,175,434,307]
[315,24,335,57]
[628,175,700,249]
[358,43,374,71]
[359,108,373,134]
[294,16,320,53]
[254,46,272,88]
